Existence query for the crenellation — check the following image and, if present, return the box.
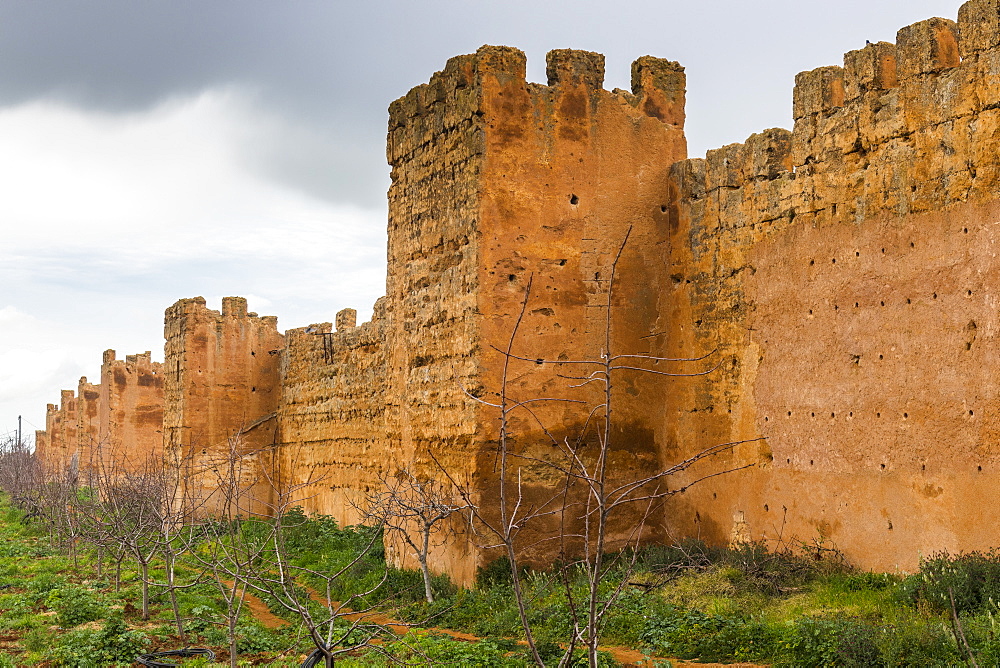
[959,0,1000,57]
[792,66,845,120]
[844,42,899,100]
[335,308,357,332]
[896,18,960,80]
[545,48,605,89]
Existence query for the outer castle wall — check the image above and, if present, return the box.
[33,351,164,478]
[31,0,1000,582]
[660,0,1000,571]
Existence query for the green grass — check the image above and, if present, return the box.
[0,490,996,666]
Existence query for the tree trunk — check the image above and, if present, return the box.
[166,552,185,639]
[229,614,238,668]
[420,529,434,603]
[140,560,150,620]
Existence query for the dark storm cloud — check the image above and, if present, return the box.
[0,0,970,207]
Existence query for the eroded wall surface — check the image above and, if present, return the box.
[34,350,164,478]
[661,0,1000,571]
[383,46,689,582]
[276,303,388,522]
[163,296,284,512]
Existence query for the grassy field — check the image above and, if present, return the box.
[0,495,996,667]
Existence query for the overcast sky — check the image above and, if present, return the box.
[0,0,968,440]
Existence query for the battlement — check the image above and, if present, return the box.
[387,45,685,166]
[671,0,1000,242]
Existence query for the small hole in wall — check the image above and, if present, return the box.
[764,504,769,512]
[508,274,516,282]
[854,302,859,308]
[879,354,884,360]
[881,301,885,307]
[907,298,912,304]
[877,412,882,418]
[910,241,915,248]
[787,411,792,416]
[764,416,769,422]
[849,411,854,417]
[881,248,886,253]
[250,350,256,356]
[834,305,839,311]
[922,464,926,471]
[831,412,836,418]
[809,309,813,315]
[970,410,975,416]
[933,292,938,299]
[978,465,983,472]
[569,194,579,205]
[810,460,814,465]
[558,259,567,266]
[787,458,791,463]
[660,205,667,212]
[832,258,836,264]
[967,289,973,296]
[713,492,717,499]
[811,412,816,417]
[964,227,969,234]
[809,259,815,266]
[881,463,886,470]
[856,251,860,257]
[251,387,256,393]
[903,412,908,419]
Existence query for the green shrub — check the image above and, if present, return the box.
[877,618,960,666]
[640,604,778,662]
[39,615,149,667]
[779,616,882,667]
[900,550,1000,615]
[47,584,107,627]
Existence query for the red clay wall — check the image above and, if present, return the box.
[385,46,688,582]
[163,296,284,513]
[661,0,1000,571]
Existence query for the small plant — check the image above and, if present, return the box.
[900,549,1000,615]
[778,616,882,668]
[47,583,107,627]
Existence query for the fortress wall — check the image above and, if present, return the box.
[663,0,1000,570]
[163,297,284,512]
[276,303,389,523]
[75,376,101,474]
[96,350,164,472]
[387,46,688,582]
[31,351,165,480]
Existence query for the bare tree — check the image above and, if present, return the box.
[363,467,471,603]
[436,228,763,667]
[182,433,272,668]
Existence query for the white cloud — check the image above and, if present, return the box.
[0,89,388,435]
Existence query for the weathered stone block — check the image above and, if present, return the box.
[959,0,1000,58]
[793,66,845,120]
[896,18,960,80]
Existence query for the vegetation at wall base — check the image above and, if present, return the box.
[2,483,1000,666]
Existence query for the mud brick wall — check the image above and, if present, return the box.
[386,45,688,582]
[33,350,165,479]
[163,296,283,512]
[661,0,1000,571]
[276,303,389,523]
[94,350,164,472]
[75,376,101,474]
